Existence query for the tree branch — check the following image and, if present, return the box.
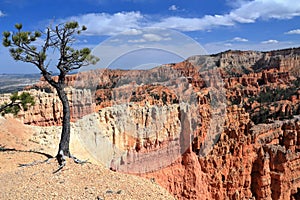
[0,102,14,113]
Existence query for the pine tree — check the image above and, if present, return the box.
[2,22,99,168]
[0,92,35,115]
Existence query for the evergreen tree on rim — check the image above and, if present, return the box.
[2,22,99,169]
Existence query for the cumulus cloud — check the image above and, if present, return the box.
[121,29,143,35]
[143,33,172,42]
[67,11,143,36]
[61,0,300,35]
[153,15,234,31]
[143,33,163,42]
[128,38,146,43]
[232,37,248,42]
[285,29,300,34]
[261,39,279,44]
[155,0,300,31]
[235,0,300,21]
[0,10,5,17]
[168,5,178,11]
[128,33,171,43]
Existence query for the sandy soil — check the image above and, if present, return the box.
[0,117,175,200]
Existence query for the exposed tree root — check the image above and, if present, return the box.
[53,151,90,174]
[19,158,53,167]
[70,155,89,165]
[0,144,89,173]
[52,162,66,174]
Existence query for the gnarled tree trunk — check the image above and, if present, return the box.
[3,21,99,167]
[56,86,71,165]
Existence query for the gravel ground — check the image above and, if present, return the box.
[0,151,174,200]
[0,117,175,200]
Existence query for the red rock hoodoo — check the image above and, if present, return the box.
[2,47,300,200]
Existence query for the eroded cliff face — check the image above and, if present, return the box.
[13,88,94,126]
[251,117,300,200]
[143,106,254,200]
[2,47,300,200]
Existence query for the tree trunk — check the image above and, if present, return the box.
[0,102,14,113]
[56,86,71,165]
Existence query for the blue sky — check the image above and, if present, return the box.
[1,0,300,73]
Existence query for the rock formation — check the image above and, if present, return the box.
[11,88,95,126]
[1,47,300,199]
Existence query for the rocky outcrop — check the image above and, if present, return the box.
[141,105,253,200]
[249,117,300,200]
[127,48,299,199]
[2,47,300,199]
[10,88,95,126]
[86,103,185,173]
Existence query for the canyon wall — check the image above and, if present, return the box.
[1,47,300,199]
[8,88,95,126]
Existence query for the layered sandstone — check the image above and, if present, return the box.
[4,88,95,126]
[1,47,300,199]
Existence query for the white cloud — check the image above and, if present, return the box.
[143,33,162,42]
[60,0,300,36]
[169,5,178,11]
[128,33,171,43]
[155,0,300,31]
[0,10,5,17]
[232,37,248,42]
[67,12,143,36]
[128,39,146,43]
[261,39,279,44]
[224,43,233,47]
[121,29,143,35]
[153,15,234,31]
[285,29,300,34]
[227,0,300,24]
